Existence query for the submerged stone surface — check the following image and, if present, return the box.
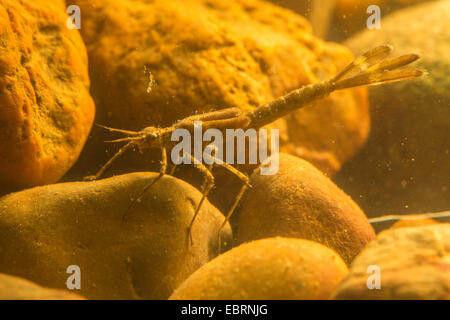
[170,238,348,300]
[0,0,95,190]
[0,172,231,299]
[235,153,376,265]
[0,273,85,300]
[333,224,450,300]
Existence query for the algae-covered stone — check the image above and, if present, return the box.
[0,173,231,299]
[0,273,85,300]
[69,0,369,178]
[170,237,348,300]
[335,0,450,217]
[0,0,95,190]
[235,153,375,265]
[333,224,450,300]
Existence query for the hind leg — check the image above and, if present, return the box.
[211,160,250,253]
[122,143,167,222]
[186,155,215,247]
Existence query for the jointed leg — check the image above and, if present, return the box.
[84,141,136,181]
[96,124,140,136]
[186,155,215,247]
[200,163,214,191]
[122,143,167,222]
[212,161,250,253]
[169,163,177,176]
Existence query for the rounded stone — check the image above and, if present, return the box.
[0,0,95,190]
[0,273,85,300]
[170,237,348,300]
[0,172,231,299]
[235,153,376,265]
[333,224,450,300]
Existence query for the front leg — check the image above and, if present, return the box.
[84,141,136,181]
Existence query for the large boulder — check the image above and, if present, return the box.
[235,153,376,265]
[0,0,95,191]
[0,172,231,299]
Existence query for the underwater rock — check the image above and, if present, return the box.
[333,224,450,300]
[0,0,95,190]
[390,216,440,230]
[69,0,369,178]
[0,172,231,299]
[0,273,85,300]
[235,153,375,265]
[370,213,444,233]
[335,0,450,217]
[272,0,433,40]
[169,237,348,300]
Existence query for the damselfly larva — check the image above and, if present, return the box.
[86,45,425,250]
